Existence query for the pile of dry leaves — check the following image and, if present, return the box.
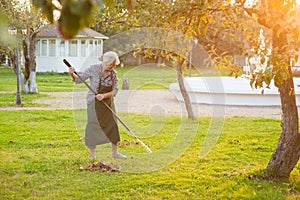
[118,139,139,147]
[79,161,121,173]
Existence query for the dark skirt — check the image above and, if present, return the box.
[85,100,110,147]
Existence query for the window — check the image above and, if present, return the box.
[98,40,102,55]
[89,40,93,56]
[41,39,47,56]
[36,40,40,56]
[69,40,78,57]
[93,40,97,56]
[81,40,87,57]
[96,40,101,56]
[59,40,65,56]
[49,39,56,56]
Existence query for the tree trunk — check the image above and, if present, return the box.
[9,50,16,73]
[157,56,162,68]
[20,73,29,93]
[265,30,300,178]
[266,76,300,178]
[21,30,39,93]
[21,39,30,93]
[177,61,194,119]
[23,40,30,81]
[29,71,38,93]
[28,31,38,93]
[29,30,38,73]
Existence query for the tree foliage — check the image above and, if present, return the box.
[32,0,135,39]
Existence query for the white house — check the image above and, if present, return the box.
[36,25,108,72]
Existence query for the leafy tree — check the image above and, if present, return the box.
[238,0,300,178]
[158,0,300,179]
[93,1,207,119]
[163,0,300,178]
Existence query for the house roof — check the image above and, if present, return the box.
[38,24,109,39]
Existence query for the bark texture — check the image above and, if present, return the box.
[21,30,39,93]
[177,61,194,119]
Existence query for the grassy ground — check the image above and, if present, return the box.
[0,110,299,199]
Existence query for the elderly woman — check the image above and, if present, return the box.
[68,51,126,160]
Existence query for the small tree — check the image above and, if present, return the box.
[1,0,45,93]
[239,0,300,178]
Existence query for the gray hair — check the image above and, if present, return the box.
[100,51,120,66]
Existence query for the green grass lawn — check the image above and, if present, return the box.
[0,110,299,199]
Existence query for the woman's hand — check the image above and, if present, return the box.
[68,67,77,80]
[96,93,105,101]
[68,67,76,75]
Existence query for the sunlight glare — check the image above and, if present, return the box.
[232,0,300,5]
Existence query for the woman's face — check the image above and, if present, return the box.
[104,60,117,72]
